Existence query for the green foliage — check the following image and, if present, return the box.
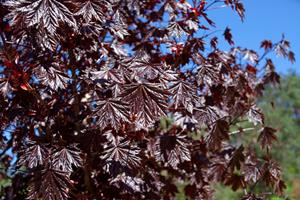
[259,72,300,181]
[213,73,300,199]
[215,183,242,200]
[0,175,11,188]
[0,165,12,197]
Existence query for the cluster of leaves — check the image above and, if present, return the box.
[0,0,295,199]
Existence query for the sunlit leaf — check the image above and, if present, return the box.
[94,98,130,131]
[122,82,168,128]
[52,144,83,173]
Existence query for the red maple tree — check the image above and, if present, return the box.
[0,0,295,199]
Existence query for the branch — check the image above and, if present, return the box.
[203,0,223,11]
[229,127,255,135]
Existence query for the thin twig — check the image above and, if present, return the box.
[229,127,255,135]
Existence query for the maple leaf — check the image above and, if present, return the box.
[89,66,125,84]
[224,173,245,191]
[122,82,168,128]
[258,127,277,149]
[242,152,261,183]
[205,120,230,151]
[247,105,264,125]
[288,51,296,64]
[18,142,48,169]
[168,21,188,38]
[0,0,295,198]
[0,79,12,97]
[260,40,273,50]
[186,19,198,31]
[194,106,228,127]
[235,2,245,21]
[197,63,221,86]
[74,0,109,23]
[224,27,234,46]
[225,173,245,191]
[6,0,76,31]
[154,133,191,168]
[110,173,144,192]
[52,144,83,173]
[243,164,261,183]
[5,0,76,49]
[101,133,141,170]
[39,168,71,200]
[228,145,245,171]
[109,10,129,40]
[246,64,257,74]
[210,37,218,49]
[34,65,70,90]
[184,184,198,199]
[263,71,280,86]
[275,40,290,58]
[94,98,130,131]
[243,49,258,63]
[208,157,228,181]
[261,159,282,187]
[127,54,169,81]
[169,80,197,113]
[275,180,286,196]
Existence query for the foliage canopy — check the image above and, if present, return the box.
[0,0,295,199]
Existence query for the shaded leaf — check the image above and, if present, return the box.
[260,40,273,50]
[224,173,245,191]
[261,159,282,186]
[205,120,230,151]
[224,27,234,46]
[228,145,245,171]
[275,180,286,196]
[288,51,295,64]
[235,2,245,21]
[258,127,277,149]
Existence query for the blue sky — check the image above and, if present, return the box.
[207,0,299,74]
